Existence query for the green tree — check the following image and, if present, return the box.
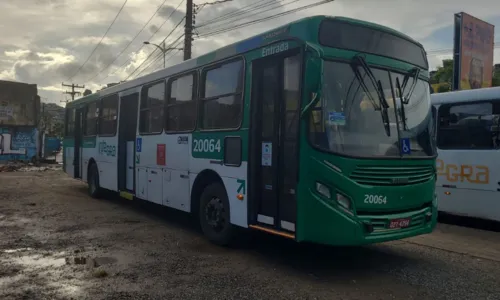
[437,83,451,93]
[493,70,500,87]
[431,59,453,85]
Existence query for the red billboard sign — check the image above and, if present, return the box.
[453,12,495,90]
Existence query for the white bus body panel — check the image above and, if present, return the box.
[64,57,249,228]
[432,87,500,222]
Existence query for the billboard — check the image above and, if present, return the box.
[452,12,495,90]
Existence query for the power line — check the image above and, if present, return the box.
[85,0,171,83]
[66,0,129,81]
[131,34,185,79]
[199,0,302,34]
[196,0,271,27]
[125,19,186,81]
[129,0,332,79]
[126,24,184,80]
[135,38,185,78]
[196,0,284,29]
[197,0,334,38]
[100,0,186,83]
[426,42,500,55]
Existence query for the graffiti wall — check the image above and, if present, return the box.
[0,127,38,162]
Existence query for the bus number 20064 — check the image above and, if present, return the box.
[364,194,387,204]
[193,139,221,153]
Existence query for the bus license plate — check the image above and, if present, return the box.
[389,218,411,229]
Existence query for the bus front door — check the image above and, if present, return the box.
[74,108,84,179]
[249,50,302,234]
[118,93,139,193]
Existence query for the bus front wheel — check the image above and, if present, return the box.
[199,182,234,246]
[88,163,102,198]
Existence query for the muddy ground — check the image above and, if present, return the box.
[1,169,499,300]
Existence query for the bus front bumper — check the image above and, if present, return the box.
[297,193,437,246]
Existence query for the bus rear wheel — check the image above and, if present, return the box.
[88,163,102,198]
[199,182,234,246]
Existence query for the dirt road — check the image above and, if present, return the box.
[1,170,499,300]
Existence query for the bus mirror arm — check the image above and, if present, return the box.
[301,90,321,118]
[301,45,324,118]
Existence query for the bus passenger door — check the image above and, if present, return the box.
[74,108,84,179]
[249,50,302,234]
[118,93,139,193]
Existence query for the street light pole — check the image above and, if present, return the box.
[143,41,183,68]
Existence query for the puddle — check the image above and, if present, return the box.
[12,254,66,269]
[2,248,33,253]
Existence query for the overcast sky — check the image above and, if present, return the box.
[0,0,499,104]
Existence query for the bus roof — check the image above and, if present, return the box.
[431,86,500,106]
[68,15,423,108]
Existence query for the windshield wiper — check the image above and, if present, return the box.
[401,67,420,104]
[395,77,408,131]
[350,54,391,136]
[352,55,390,109]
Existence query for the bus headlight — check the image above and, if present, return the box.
[316,182,331,199]
[336,193,352,211]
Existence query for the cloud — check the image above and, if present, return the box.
[157,4,185,24]
[0,0,499,103]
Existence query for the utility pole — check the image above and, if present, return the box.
[61,83,85,103]
[184,0,194,61]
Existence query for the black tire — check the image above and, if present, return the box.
[199,182,234,246]
[88,163,102,198]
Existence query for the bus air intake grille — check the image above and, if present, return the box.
[350,165,434,186]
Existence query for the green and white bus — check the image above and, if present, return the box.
[63,15,438,246]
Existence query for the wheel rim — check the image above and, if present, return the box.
[205,196,226,233]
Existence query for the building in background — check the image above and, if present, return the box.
[0,80,41,163]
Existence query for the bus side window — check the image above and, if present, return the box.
[140,81,165,134]
[99,94,119,136]
[166,73,196,132]
[200,59,244,130]
[84,102,98,136]
[437,101,497,150]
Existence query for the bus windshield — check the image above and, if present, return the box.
[309,60,435,158]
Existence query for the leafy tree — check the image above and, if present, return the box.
[437,83,451,93]
[493,68,500,87]
[83,89,92,96]
[431,59,453,85]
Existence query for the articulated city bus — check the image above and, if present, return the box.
[431,87,500,222]
[63,15,437,246]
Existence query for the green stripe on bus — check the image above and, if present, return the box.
[63,136,96,148]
